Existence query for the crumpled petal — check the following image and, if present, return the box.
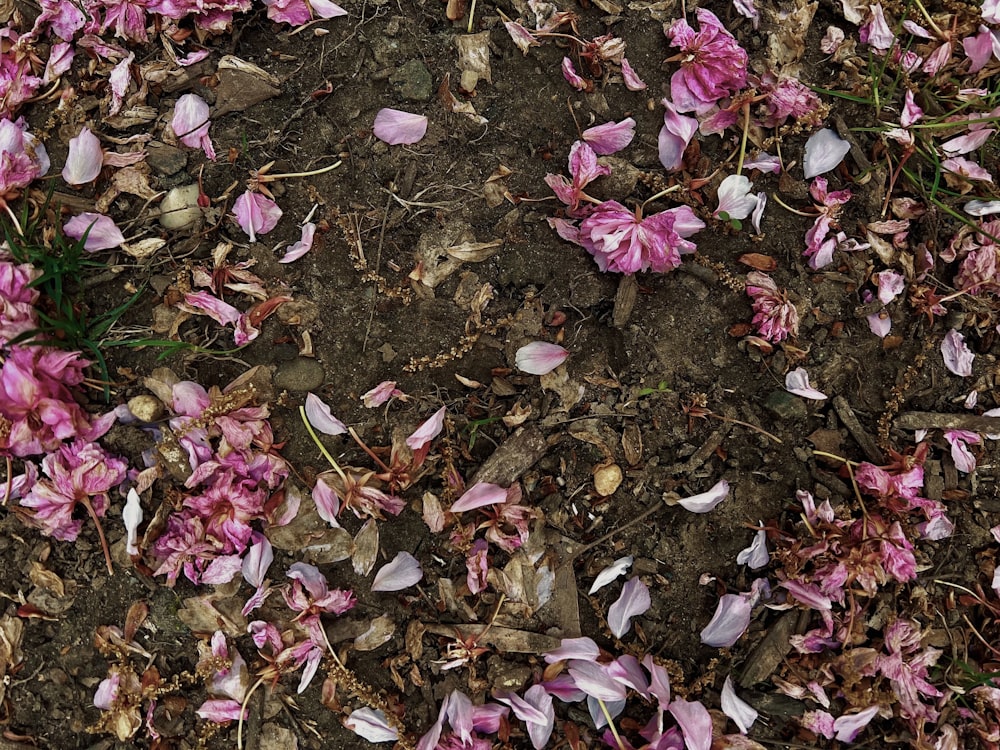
[785,367,828,399]
[941,328,974,376]
[735,527,769,569]
[567,660,626,702]
[589,555,634,594]
[876,269,905,304]
[561,57,588,90]
[279,222,317,263]
[607,576,651,638]
[515,341,569,374]
[62,127,103,185]
[803,129,851,179]
[582,118,635,155]
[371,551,423,592]
[345,708,398,742]
[721,675,758,733]
[232,190,282,242]
[452,482,508,512]
[305,392,348,435]
[172,93,216,161]
[620,57,647,90]
[63,212,125,251]
[677,479,730,513]
[373,108,428,145]
[659,99,698,171]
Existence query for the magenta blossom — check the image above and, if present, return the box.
[664,9,748,113]
[20,440,127,541]
[0,118,49,203]
[746,272,798,342]
[232,190,282,242]
[0,30,42,118]
[284,562,356,627]
[570,200,705,274]
[804,177,852,269]
[544,140,610,217]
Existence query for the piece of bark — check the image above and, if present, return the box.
[738,610,799,688]
[832,396,884,464]
[667,422,731,475]
[212,56,282,118]
[895,411,1000,433]
[471,426,548,486]
[612,274,637,328]
[421,623,563,654]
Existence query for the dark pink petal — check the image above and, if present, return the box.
[373,108,428,145]
[63,213,125,251]
[607,577,651,638]
[582,118,636,155]
[515,341,569,374]
[201,554,243,584]
[452,481,508,512]
[304,392,347,435]
[371,551,423,592]
[62,127,103,185]
[669,698,712,750]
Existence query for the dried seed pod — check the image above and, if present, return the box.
[593,462,623,497]
[622,423,643,466]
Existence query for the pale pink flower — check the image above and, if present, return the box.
[574,200,705,274]
[804,177,853,269]
[514,341,569,375]
[172,93,216,161]
[371,551,423,592]
[785,367,827,399]
[941,328,974,376]
[373,108,428,145]
[63,213,125,251]
[664,9,748,113]
[279,222,317,262]
[20,440,127,541]
[561,57,589,90]
[821,26,845,54]
[62,127,103,185]
[0,259,39,344]
[0,30,42,118]
[714,174,758,221]
[284,562,356,621]
[581,118,635,155]
[761,77,823,128]
[620,57,647,90]
[232,190,282,242]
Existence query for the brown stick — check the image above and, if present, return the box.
[895,411,1000,433]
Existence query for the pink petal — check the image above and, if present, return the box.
[784,367,828,400]
[196,698,246,723]
[589,555,633,594]
[659,100,698,171]
[172,93,215,160]
[514,341,569,375]
[561,57,588,90]
[941,328,974,376]
[373,108,428,145]
[607,577,651,638]
[803,129,850,179]
[504,21,540,54]
[582,118,635,155]
[200,554,243,584]
[567,660,627,702]
[543,637,600,663]
[279,222,317,263]
[242,535,273,588]
[63,212,124,251]
[312,475,342,524]
[108,54,133,117]
[620,57,647,90]
[700,593,752,647]
[43,42,75,84]
[452,481,508,512]
[371,551,423,592]
[736,528,768,569]
[345,708,398,743]
[876,270,905,304]
[304,392,347,435]
[232,190,282,242]
[311,0,348,17]
[833,706,880,742]
[720,676,758,733]
[941,128,996,156]
[743,152,782,173]
[900,89,923,127]
[62,127,103,185]
[362,381,402,407]
[669,698,713,750]
[677,479,730,513]
[406,406,446,450]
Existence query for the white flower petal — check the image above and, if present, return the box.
[345,708,398,743]
[305,392,348,435]
[514,341,569,375]
[784,367,828,400]
[371,551,423,592]
[607,577,651,638]
[941,328,974,377]
[720,675,758,734]
[589,555,634,594]
[373,109,428,145]
[677,479,730,513]
[803,129,851,179]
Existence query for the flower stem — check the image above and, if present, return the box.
[347,428,390,472]
[597,699,626,750]
[736,101,751,175]
[770,193,818,217]
[2,455,12,506]
[237,676,266,750]
[640,184,682,211]
[910,0,946,39]
[299,406,349,483]
[467,0,477,33]
[2,202,23,237]
[80,497,114,575]
[260,161,342,181]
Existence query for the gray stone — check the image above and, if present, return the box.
[146,141,188,176]
[273,358,325,392]
[390,59,433,102]
[764,390,808,421]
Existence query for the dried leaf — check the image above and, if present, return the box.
[176,593,247,636]
[352,519,379,576]
[455,32,492,87]
[0,613,25,706]
[354,614,396,651]
[738,253,777,271]
[405,620,426,661]
[28,562,65,597]
[622,423,642,465]
[446,239,503,262]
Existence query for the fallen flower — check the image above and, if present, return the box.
[304,393,347,435]
[785,367,827,400]
[589,555,633,594]
[371,551,423,592]
[514,341,569,375]
[746,272,798,342]
[665,9,748,113]
[172,93,216,161]
[183,291,259,346]
[62,127,103,185]
[803,129,851,179]
[0,118,49,203]
[373,108,428,145]
[607,576,651,638]
[545,140,610,216]
[232,190,282,242]
[715,174,758,221]
[861,3,895,50]
[279,222,317,262]
[581,118,635,155]
[876,269,906,304]
[63,213,125,251]
[677,478,730,513]
[495,685,554,750]
[941,328,974,376]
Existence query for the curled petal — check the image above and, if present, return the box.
[373,109,428,145]
[515,341,569,375]
[714,174,758,220]
[371,551,423,592]
[561,57,588,90]
[62,127,103,185]
[620,57,647,90]
[721,675,758,733]
[735,528,768,570]
[784,367,827,400]
[279,222,317,263]
[677,479,730,513]
[607,576,651,638]
[406,406,446,450]
[232,190,282,242]
[304,392,347,435]
[669,698,713,750]
[452,481,508,512]
[941,328,974,376]
[659,100,698,171]
[589,555,633,594]
[345,708,398,743]
[543,637,600,663]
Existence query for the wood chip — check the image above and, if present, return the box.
[471,426,549,486]
[895,411,1000,433]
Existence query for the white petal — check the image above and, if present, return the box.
[721,675,758,733]
[371,551,423,592]
[589,555,634,594]
[803,129,851,179]
[784,368,828,400]
[677,479,730,513]
[123,488,143,556]
[607,577,651,638]
[941,329,974,377]
[344,708,398,743]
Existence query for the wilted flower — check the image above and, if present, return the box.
[284,562,356,624]
[361,381,404,408]
[544,140,609,217]
[664,9,748,113]
[761,76,823,128]
[804,176,853,269]
[0,118,49,203]
[0,258,39,345]
[860,3,895,50]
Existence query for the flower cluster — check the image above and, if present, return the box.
[664,9,748,114]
